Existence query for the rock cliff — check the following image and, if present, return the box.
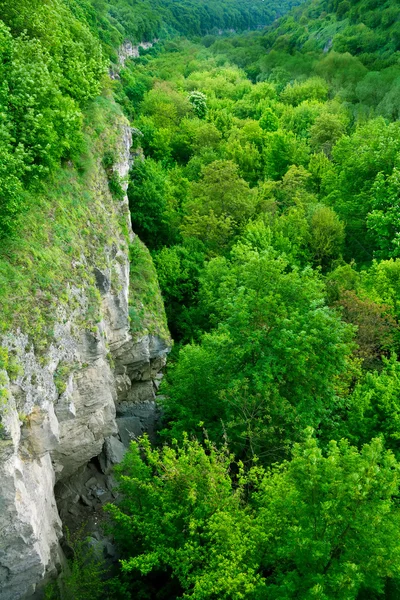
[0,106,170,599]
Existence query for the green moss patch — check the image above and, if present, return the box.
[129,237,170,341]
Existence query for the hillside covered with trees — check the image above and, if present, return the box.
[3,0,400,598]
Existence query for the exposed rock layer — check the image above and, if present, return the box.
[118,40,156,67]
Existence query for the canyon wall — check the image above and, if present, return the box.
[0,114,170,599]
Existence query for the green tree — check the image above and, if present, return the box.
[188,160,257,223]
[263,130,309,180]
[181,160,257,252]
[343,356,400,455]
[309,205,345,267]
[107,436,262,600]
[280,77,328,106]
[367,169,400,259]
[188,90,207,119]
[361,259,400,319]
[255,433,400,599]
[162,245,354,460]
[128,158,170,249]
[334,290,398,369]
[153,242,206,340]
[259,108,279,132]
[310,112,346,156]
[325,119,400,263]
[107,433,400,600]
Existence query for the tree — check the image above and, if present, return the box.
[128,158,171,249]
[280,77,328,107]
[0,1,105,237]
[343,356,400,456]
[361,259,400,319]
[180,210,235,256]
[162,245,354,461]
[153,243,206,340]
[255,432,400,599]
[309,205,345,267]
[310,112,346,157]
[107,433,400,600]
[259,108,279,132]
[224,138,263,185]
[263,130,309,180]
[188,90,207,119]
[280,100,325,140]
[141,81,192,127]
[334,290,398,369]
[106,436,262,600]
[367,169,400,259]
[275,165,316,208]
[181,160,258,252]
[325,119,400,263]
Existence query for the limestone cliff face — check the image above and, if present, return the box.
[118,40,156,67]
[0,117,170,599]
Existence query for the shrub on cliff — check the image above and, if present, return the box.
[0,0,105,237]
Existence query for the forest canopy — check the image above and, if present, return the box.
[3,0,400,598]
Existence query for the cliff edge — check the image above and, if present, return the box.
[0,95,170,600]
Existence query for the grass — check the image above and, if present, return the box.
[0,92,130,349]
[0,83,169,374]
[129,237,170,341]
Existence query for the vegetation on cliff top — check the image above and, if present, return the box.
[0,0,305,240]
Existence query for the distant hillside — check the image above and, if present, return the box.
[262,0,400,69]
[92,0,309,53]
[204,0,400,90]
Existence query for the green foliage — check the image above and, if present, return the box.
[153,242,205,340]
[54,363,73,396]
[342,356,400,455]
[103,151,125,199]
[188,91,207,119]
[181,160,257,253]
[334,290,398,369]
[324,119,400,263]
[128,158,170,248]
[94,0,307,46]
[44,528,127,600]
[263,130,309,180]
[259,108,279,132]
[309,112,347,156]
[367,169,400,259]
[308,204,345,267]
[5,0,400,597]
[108,2,400,597]
[129,237,170,339]
[0,95,129,347]
[161,244,354,460]
[0,347,10,435]
[254,432,400,599]
[108,432,400,599]
[107,436,257,599]
[280,77,329,107]
[0,0,106,237]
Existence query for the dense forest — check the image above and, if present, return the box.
[3,0,400,598]
[0,0,303,239]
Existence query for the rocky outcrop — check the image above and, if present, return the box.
[0,118,170,599]
[110,40,157,80]
[118,40,156,68]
